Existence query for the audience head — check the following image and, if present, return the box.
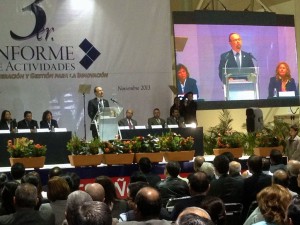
[247,155,263,174]
[95,176,117,206]
[287,160,300,177]
[1,181,19,214]
[65,190,93,225]
[257,184,292,225]
[130,171,148,183]
[220,151,235,162]
[138,157,153,174]
[188,172,210,196]
[135,186,162,220]
[15,183,38,208]
[200,196,226,225]
[287,195,300,225]
[10,162,25,181]
[21,172,42,192]
[177,207,211,222]
[229,161,241,176]
[75,201,112,225]
[166,161,181,178]
[213,155,229,176]
[176,213,215,225]
[85,183,105,202]
[61,174,75,192]
[262,158,270,172]
[0,172,8,187]
[272,169,289,188]
[270,149,283,165]
[69,172,81,191]
[49,166,62,178]
[193,156,205,172]
[47,176,70,202]
[127,181,149,209]
[199,162,215,181]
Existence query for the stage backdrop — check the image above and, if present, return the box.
[0,0,172,140]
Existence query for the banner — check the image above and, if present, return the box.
[0,0,172,139]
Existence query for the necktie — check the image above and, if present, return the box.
[156,119,161,124]
[128,119,132,129]
[235,53,240,68]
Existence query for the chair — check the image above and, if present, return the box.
[166,196,191,213]
[225,203,243,225]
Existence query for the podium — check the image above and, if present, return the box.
[94,107,123,141]
[222,67,259,100]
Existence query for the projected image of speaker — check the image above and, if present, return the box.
[246,108,264,132]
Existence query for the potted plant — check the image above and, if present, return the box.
[101,139,134,165]
[159,131,195,162]
[7,137,47,168]
[66,135,103,167]
[204,110,244,158]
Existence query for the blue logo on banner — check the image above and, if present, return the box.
[79,39,101,70]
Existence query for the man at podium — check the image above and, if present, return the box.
[88,86,109,138]
[218,32,255,83]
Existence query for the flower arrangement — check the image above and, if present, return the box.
[7,137,47,158]
[159,132,194,152]
[101,140,132,154]
[66,135,101,155]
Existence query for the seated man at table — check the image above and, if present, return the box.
[148,108,166,128]
[167,108,185,128]
[118,109,137,129]
[17,111,39,130]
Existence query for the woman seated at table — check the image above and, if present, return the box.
[268,61,298,98]
[40,110,58,130]
[0,110,17,132]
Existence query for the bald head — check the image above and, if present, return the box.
[287,160,300,176]
[272,169,289,188]
[85,183,105,202]
[177,207,211,222]
[229,161,241,176]
[135,187,161,220]
[194,156,205,172]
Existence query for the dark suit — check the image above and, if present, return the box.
[0,208,55,225]
[181,100,197,124]
[177,77,199,97]
[118,118,137,127]
[40,119,58,129]
[218,50,255,83]
[0,119,17,132]
[268,77,298,98]
[148,117,166,128]
[17,119,39,129]
[166,116,185,128]
[87,98,109,138]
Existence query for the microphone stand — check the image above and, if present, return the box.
[83,92,87,140]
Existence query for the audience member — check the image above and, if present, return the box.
[167,109,185,128]
[253,184,292,225]
[200,196,226,225]
[243,156,272,218]
[193,156,205,172]
[0,181,19,216]
[49,166,63,178]
[286,195,300,225]
[286,124,300,161]
[287,160,300,194]
[40,176,71,225]
[131,157,161,187]
[229,161,243,181]
[180,92,197,124]
[74,201,112,225]
[176,213,215,225]
[269,149,286,173]
[208,155,244,203]
[68,172,81,192]
[148,108,166,128]
[176,207,211,223]
[40,110,59,130]
[171,172,210,220]
[118,109,137,129]
[64,190,93,225]
[0,110,17,132]
[157,161,190,207]
[0,183,55,225]
[273,169,297,196]
[198,162,215,181]
[126,182,149,212]
[10,162,25,183]
[119,187,171,225]
[261,158,272,175]
[17,110,39,129]
[85,183,105,202]
[95,176,128,219]
[0,173,8,191]
[221,151,235,162]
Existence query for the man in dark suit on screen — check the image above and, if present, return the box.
[88,86,109,139]
[219,32,255,83]
[17,111,39,130]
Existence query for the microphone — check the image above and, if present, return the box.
[111,98,119,104]
[249,53,257,61]
[224,52,230,78]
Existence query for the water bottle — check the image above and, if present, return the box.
[51,126,55,132]
[273,88,277,97]
[33,126,37,133]
[14,127,18,133]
